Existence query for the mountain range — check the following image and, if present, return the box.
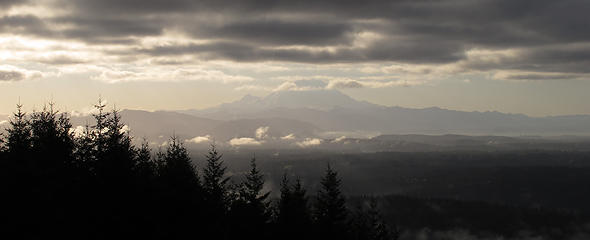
[180,90,590,137]
[3,90,590,150]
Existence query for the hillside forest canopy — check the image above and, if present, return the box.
[1,101,588,240]
[0,100,395,240]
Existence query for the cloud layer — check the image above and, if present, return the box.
[1,0,589,85]
[0,65,42,82]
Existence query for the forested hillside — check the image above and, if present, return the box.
[0,102,393,239]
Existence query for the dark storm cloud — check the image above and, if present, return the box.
[0,15,53,36]
[36,55,89,65]
[0,14,163,43]
[0,70,25,82]
[188,20,354,46]
[0,0,28,8]
[63,0,386,16]
[10,0,590,47]
[3,0,590,74]
[136,36,465,64]
[458,44,590,75]
[55,17,164,43]
[134,42,393,63]
[522,45,590,66]
[135,42,256,58]
[363,37,466,63]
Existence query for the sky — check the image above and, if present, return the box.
[1,0,590,117]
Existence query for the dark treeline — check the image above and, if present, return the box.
[0,101,395,240]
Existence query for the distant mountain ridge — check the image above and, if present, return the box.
[4,100,590,151]
[182,90,378,120]
[4,90,590,150]
[179,90,590,136]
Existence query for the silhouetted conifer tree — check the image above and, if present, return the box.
[229,156,271,239]
[279,173,291,213]
[315,164,349,240]
[203,144,229,201]
[5,104,31,157]
[241,157,270,209]
[84,100,139,238]
[277,174,312,240]
[29,103,75,170]
[350,198,395,240]
[2,103,32,237]
[28,104,76,236]
[157,137,200,192]
[91,98,109,158]
[73,124,95,168]
[367,199,396,240]
[135,140,156,182]
[97,108,136,183]
[129,140,159,237]
[202,144,230,237]
[155,137,202,238]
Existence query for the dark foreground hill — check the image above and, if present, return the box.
[2,102,590,239]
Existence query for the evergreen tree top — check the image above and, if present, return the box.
[315,163,348,227]
[242,156,269,204]
[203,144,229,189]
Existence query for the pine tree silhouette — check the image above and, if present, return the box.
[83,100,139,238]
[135,140,155,179]
[229,156,271,239]
[242,157,270,206]
[202,144,230,238]
[2,104,33,237]
[28,104,76,237]
[97,108,136,183]
[5,103,31,156]
[203,144,229,203]
[366,199,395,240]
[278,172,292,228]
[315,164,349,240]
[155,137,202,238]
[350,198,396,240]
[277,173,312,240]
[158,136,200,191]
[91,98,109,159]
[73,124,95,168]
[29,103,75,170]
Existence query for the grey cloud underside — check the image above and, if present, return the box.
[55,17,164,40]
[460,45,590,74]
[0,15,163,44]
[0,70,25,81]
[329,80,364,89]
[36,55,89,65]
[0,15,53,36]
[0,0,27,7]
[2,0,590,75]
[134,39,465,64]
[63,0,590,45]
[186,20,354,46]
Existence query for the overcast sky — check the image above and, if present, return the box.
[1,0,589,116]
